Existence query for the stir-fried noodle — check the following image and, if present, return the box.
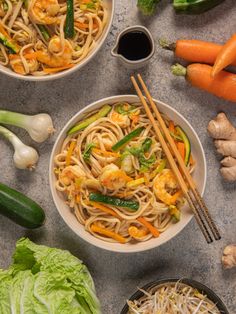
[54,102,195,243]
[0,0,107,75]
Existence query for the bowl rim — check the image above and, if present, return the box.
[49,95,207,253]
[0,0,114,82]
[120,278,229,314]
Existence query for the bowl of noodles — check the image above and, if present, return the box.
[0,0,114,80]
[49,95,207,253]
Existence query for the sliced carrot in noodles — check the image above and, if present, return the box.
[91,224,126,244]
[137,217,160,237]
[169,120,175,133]
[66,141,76,166]
[89,201,121,219]
[43,64,74,73]
[93,148,120,158]
[177,142,185,161]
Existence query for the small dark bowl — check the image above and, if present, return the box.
[121,278,229,314]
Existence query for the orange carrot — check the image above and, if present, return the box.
[169,120,175,133]
[212,33,236,77]
[74,21,98,30]
[161,39,236,66]
[89,201,121,219]
[137,217,160,238]
[177,142,185,161]
[91,224,126,244]
[172,63,236,103]
[66,141,76,166]
[43,64,74,73]
[93,148,120,158]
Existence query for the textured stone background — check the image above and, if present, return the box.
[0,0,236,313]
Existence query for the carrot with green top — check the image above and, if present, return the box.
[212,33,236,77]
[160,39,236,66]
[172,63,236,103]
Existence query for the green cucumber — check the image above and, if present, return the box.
[175,125,191,166]
[112,127,144,151]
[65,0,74,38]
[89,193,139,211]
[173,0,225,14]
[0,182,45,228]
[68,105,112,135]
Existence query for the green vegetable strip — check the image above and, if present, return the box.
[112,127,144,151]
[175,126,191,166]
[89,193,139,211]
[0,33,19,54]
[68,105,112,135]
[153,159,166,176]
[173,0,225,14]
[38,25,50,41]
[65,0,74,38]
[141,138,152,152]
[83,143,96,163]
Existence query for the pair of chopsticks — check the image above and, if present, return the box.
[131,74,221,243]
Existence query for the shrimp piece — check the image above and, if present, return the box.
[99,164,131,190]
[128,226,148,239]
[110,111,130,128]
[36,36,73,67]
[9,53,38,75]
[153,169,180,205]
[60,165,86,186]
[28,0,60,25]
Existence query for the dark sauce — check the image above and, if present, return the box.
[117,31,152,61]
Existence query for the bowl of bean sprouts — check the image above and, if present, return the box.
[0,0,114,80]
[121,278,229,314]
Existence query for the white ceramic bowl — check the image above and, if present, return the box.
[0,0,114,81]
[49,95,207,253]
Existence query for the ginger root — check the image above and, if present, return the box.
[222,244,236,269]
[208,112,236,141]
[208,113,236,181]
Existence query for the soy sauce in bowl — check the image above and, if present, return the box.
[117,31,152,61]
[111,26,155,68]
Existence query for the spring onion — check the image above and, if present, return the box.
[0,110,54,143]
[0,125,39,170]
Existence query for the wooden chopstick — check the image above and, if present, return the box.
[136,74,221,241]
[131,75,220,243]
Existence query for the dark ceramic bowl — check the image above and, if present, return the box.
[120,278,229,314]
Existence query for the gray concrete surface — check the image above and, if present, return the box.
[0,0,236,313]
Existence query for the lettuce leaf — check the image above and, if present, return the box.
[0,238,101,314]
